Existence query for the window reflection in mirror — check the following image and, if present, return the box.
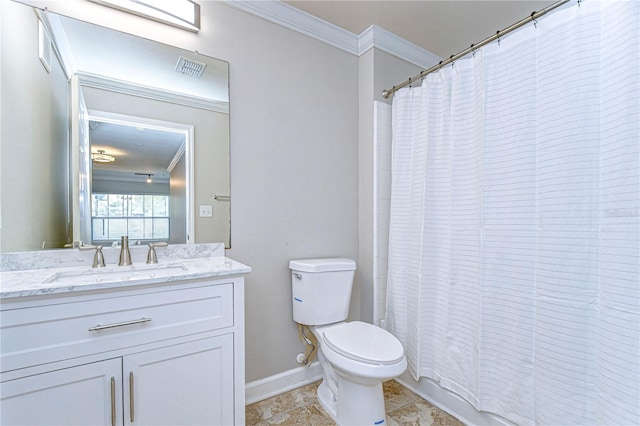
[91,194,170,243]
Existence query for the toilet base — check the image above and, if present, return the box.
[317,381,337,419]
[317,376,387,425]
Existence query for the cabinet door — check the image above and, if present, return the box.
[123,335,234,426]
[1,358,123,426]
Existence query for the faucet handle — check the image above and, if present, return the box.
[146,242,169,264]
[79,244,106,268]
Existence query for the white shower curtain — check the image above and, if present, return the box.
[386,1,639,425]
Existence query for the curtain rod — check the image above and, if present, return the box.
[382,0,572,99]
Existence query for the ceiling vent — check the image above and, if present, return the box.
[175,56,207,78]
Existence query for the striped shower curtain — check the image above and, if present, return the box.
[385,1,639,425]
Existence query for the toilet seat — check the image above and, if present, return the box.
[322,321,404,365]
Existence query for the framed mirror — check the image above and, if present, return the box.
[0,1,230,252]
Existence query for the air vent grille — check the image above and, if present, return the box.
[175,56,207,78]
[38,21,52,73]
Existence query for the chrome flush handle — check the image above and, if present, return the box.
[293,272,302,280]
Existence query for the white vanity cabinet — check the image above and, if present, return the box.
[0,275,245,426]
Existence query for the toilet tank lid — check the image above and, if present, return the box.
[289,258,356,272]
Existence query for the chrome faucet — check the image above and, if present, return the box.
[146,242,169,264]
[79,244,106,268]
[118,236,132,266]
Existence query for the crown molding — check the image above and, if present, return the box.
[224,1,441,69]
[358,25,441,69]
[167,143,186,174]
[225,0,358,54]
[77,72,229,113]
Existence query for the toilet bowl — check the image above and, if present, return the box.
[319,321,406,382]
[290,258,407,425]
[312,321,407,425]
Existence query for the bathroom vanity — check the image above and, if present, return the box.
[0,244,250,425]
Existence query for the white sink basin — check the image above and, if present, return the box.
[44,263,188,285]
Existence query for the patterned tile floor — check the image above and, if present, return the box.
[246,380,465,425]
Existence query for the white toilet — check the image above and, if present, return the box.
[290,258,407,426]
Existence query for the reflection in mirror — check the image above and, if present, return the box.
[88,112,193,246]
[0,1,230,252]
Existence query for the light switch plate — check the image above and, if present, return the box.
[199,205,213,217]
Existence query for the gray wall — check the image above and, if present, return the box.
[92,179,169,195]
[170,155,187,244]
[221,7,361,381]
[1,0,69,252]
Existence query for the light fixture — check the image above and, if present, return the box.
[91,150,116,163]
[89,0,201,32]
[135,172,154,183]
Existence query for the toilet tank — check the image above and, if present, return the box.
[290,258,357,326]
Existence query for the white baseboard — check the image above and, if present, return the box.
[245,362,322,405]
[395,372,516,426]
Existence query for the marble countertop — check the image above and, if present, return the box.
[0,244,251,299]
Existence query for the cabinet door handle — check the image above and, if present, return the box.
[129,371,135,423]
[110,377,116,426]
[89,317,152,331]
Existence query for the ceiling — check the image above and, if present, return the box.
[282,1,556,58]
[90,121,185,182]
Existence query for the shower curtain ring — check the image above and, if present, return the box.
[496,30,502,46]
[471,43,476,58]
[531,12,538,28]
